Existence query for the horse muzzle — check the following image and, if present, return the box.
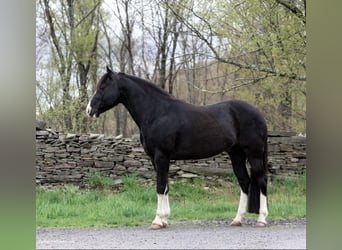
[86,103,98,119]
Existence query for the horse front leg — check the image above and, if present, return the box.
[150,151,170,229]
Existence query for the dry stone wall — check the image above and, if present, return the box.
[36,126,306,187]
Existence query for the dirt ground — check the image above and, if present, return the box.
[36,218,306,249]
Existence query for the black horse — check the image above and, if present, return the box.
[87,67,269,228]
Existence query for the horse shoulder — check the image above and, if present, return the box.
[140,107,183,155]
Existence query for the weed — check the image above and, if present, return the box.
[36,176,306,228]
[86,171,114,190]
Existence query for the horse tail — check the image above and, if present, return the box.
[248,134,268,214]
[248,176,260,214]
[263,136,268,177]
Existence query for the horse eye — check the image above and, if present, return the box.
[99,83,106,89]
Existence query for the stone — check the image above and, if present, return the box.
[54,164,73,169]
[89,133,101,139]
[66,133,77,140]
[43,147,56,153]
[137,167,149,172]
[180,173,198,178]
[115,165,126,171]
[279,144,292,152]
[66,146,81,153]
[124,160,142,167]
[115,134,123,139]
[177,170,184,175]
[169,166,180,174]
[60,174,84,180]
[55,153,69,158]
[180,165,232,177]
[36,130,49,136]
[268,131,296,137]
[290,157,299,163]
[97,134,105,140]
[132,147,144,153]
[113,179,123,185]
[35,130,306,187]
[141,171,154,179]
[36,120,46,130]
[94,161,114,168]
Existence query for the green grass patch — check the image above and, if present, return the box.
[36,175,306,228]
[86,171,114,190]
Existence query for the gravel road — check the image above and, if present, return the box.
[36,218,306,249]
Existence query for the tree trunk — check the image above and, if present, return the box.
[278,80,293,130]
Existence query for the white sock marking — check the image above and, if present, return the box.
[232,189,248,223]
[152,194,170,226]
[257,193,268,224]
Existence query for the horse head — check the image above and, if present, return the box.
[86,66,121,118]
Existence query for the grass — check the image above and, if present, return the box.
[36,175,306,228]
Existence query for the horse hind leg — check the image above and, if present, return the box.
[228,146,250,226]
[248,156,268,227]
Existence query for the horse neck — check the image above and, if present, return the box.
[118,76,169,128]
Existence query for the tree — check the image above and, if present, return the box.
[166,0,306,131]
[37,0,306,134]
[111,0,137,137]
[41,0,74,130]
[135,0,184,93]
[38,0,102,133]
[72,0,101,133]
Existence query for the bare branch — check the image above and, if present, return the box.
[43,0,65,74]
[275,0,306,24]
[166,1,306,82]
[187,75,268,94]
[74,1,101,28]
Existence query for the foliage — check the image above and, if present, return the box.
[187,0,306,131]
[36,0,306,134]
[37,0,101,133]
[36,176,306,228]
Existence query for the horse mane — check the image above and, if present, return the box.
[119,73,175,99]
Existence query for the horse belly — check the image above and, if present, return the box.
[171,132,233,160]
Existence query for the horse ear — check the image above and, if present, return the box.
[106,66,112,73]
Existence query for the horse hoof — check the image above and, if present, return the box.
[150,221,168,229]
[255,221,267,227]
[150,223,163,230]
[230,220,242,226]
